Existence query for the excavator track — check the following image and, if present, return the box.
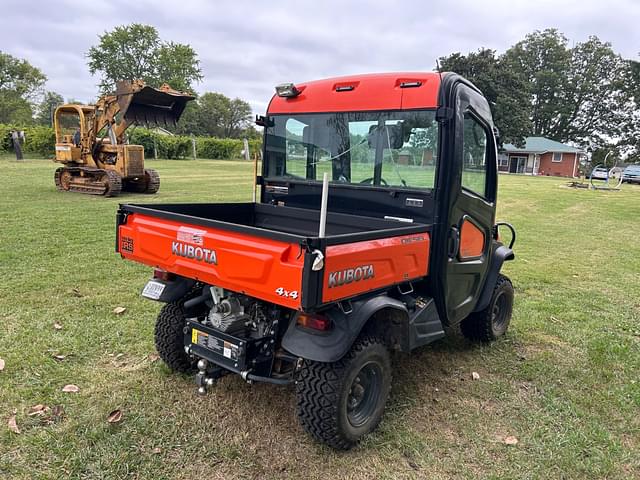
[123,168,160,194]
[144,168,160,194]
[54,167,122,197]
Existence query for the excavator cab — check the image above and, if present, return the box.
[54,105,95,163]
[52,81,194,197]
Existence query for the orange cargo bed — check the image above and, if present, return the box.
[117,203,430,311]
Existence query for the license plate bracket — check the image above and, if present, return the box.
[141,280,165,300]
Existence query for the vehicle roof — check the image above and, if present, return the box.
[624,164,640,170]
[502,136,584,154]
[267,72,442,114]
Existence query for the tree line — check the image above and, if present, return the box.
[1,24,256,140]
[439,29,639,161]
[1,25,638,159]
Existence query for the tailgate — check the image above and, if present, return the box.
[117,212,305,309]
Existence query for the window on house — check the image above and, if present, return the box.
[552,152,563,162]
[462,113,488,197]
[498,157,509,167]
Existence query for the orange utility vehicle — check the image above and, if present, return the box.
[116,72,516,449]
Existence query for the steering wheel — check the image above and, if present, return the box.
[359,177,388,186]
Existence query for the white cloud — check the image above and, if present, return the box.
[1,0,638,112]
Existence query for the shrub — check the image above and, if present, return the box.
[0,123,262,160]
[24,126,56,157]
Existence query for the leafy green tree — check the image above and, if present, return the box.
[0,91,33,124]
[502,29,571,139]
[439,48,531,146]
[35,91,64,126]
[196,93,252,138]
[87,24,202,93]
[0,51,46,123]
[502,30,634,148]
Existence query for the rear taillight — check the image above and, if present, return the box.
[153,268,175,281]
[296,313,331,331]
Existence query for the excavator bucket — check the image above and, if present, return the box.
[115,80,195,126]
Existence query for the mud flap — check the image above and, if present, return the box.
[473,245,515,312]
[282,295,443,363]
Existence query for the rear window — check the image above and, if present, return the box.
[264,110,439,190]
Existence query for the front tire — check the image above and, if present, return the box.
[296,336,391,450]
[461,274,514,342]
[154,302,195,373]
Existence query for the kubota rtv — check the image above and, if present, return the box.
[116,72,516,449]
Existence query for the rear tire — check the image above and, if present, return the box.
[461,274,514,342]
[154,302,195,373]
[295,336,391,450]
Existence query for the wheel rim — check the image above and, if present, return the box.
[346,361,383,428]
[491,291,509,332]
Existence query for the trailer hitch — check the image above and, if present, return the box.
[194,359,226,395]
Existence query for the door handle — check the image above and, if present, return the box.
[448,226,460,259]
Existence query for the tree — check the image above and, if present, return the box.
[196,93,252,138]
[35,91,64,126]
[501,30,634,149]
[87,24,202,93]
[0,51,46,123]
[502,29,571,139]
[439,49,531,146]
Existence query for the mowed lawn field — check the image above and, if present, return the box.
[1,157,639,480]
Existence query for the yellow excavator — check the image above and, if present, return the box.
[53,80,194,196]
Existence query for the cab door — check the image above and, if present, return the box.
[432,80,498,325]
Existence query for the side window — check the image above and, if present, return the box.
[462,113,488,197]
[285,118,307,178]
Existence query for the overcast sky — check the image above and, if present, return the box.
[1,0,638,113]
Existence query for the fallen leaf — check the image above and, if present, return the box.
[152,447,162,454]
[71,287,83,297]
[113,307,127,315]
[28,404,49,416]
[53,322,63,330]
[7,414,20,434]
[503,436,519,445]
[62,384,80,393]
[115,353,124,359]
[53,354,66,361]
[7,415,20,434]
[107,409,123,424]
[471,371,480,380]
[147,353,160,363]
[0,358,5,371]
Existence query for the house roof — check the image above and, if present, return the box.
[503,137,584,154]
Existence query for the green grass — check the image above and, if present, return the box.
[1,157,639,479]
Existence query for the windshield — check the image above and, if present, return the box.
[263,110,438,190]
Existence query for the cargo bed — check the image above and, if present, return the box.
[117,202,431,310]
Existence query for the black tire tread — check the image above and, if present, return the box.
[154,302,194,373]
[295,335,389,450]
[461,274,513,343]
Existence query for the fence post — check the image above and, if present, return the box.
[191,135,197,160]
[243,138,250,161]
[153,136,158,160]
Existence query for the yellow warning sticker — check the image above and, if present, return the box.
[191,329,199,344]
